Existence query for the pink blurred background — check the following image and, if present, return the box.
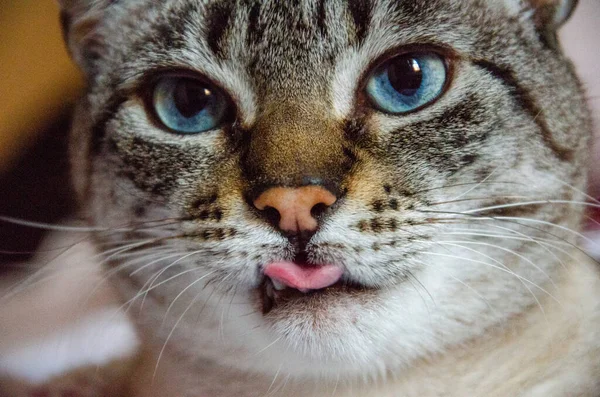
[562,0,600,200]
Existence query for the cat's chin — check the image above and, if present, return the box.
[240,284,390,378]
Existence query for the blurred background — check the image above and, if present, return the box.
[0,1,82,268]
[0,0,598,266]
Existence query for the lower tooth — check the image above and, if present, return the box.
[271,279,287,291]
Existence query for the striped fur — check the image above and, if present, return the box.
[59,1,600,395]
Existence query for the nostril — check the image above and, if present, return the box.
[261,206,281,229]
[310,202,329,220]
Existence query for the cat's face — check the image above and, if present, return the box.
[62,0,590,379]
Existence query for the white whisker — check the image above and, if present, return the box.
[409,258,494,313]
[153,288,205,380]
[459,199,600,215]
[118,268,205,314]
[435,239,557,288]
[141,250,206,312]
[547,175,600,205]
[421,248,554,317]
[494,216,599,249]
[448,166,500,201]
[253,336,282,357]
[161,269,219,326]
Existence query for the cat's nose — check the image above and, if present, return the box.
[253,185,337,234]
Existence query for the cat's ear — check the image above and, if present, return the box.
[527,0,578,30]
[512,0,578,49]
[57,0,112,74]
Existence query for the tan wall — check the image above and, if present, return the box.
[0,1,83,174]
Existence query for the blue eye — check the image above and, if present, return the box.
[366,53,447,114]
[153,76,227,133]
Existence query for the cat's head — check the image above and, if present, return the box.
[60,0,590,379]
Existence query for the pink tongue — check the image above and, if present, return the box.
[264,262,343,291]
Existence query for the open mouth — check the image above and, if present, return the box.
[259,260,367,314]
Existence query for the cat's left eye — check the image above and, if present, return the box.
[152,76,228,134]
[366,52,447,115]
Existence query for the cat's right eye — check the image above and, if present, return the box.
[152,76,228,134]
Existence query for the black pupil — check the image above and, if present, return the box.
[174,80,211,118]
[388,57,423,97]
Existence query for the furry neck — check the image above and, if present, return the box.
[129,253,600,397]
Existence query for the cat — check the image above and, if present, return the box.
[56,0,600,395]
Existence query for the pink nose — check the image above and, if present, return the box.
[253,186,337,233]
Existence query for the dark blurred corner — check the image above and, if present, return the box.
[0,1,83,267]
